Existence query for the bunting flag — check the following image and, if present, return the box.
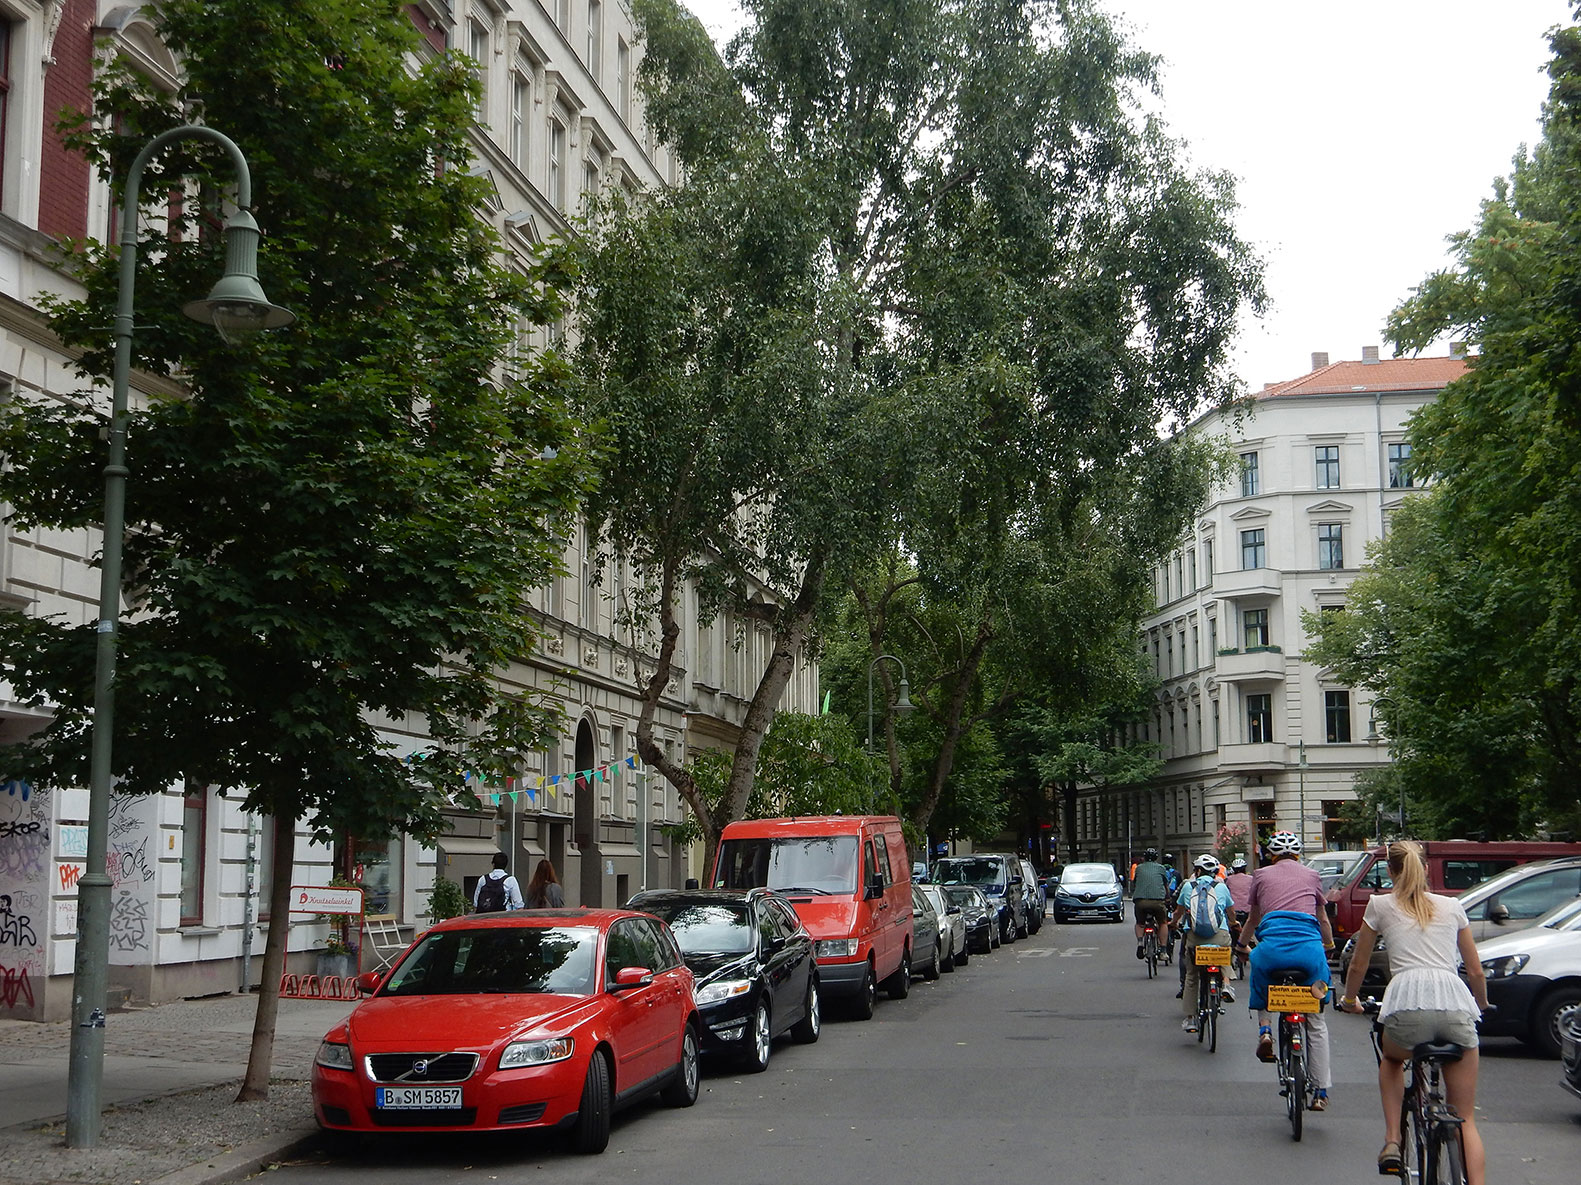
[464,754,646,807]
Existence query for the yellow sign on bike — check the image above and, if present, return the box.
[1194,945,1231,966]
[1266,983,1325,1012]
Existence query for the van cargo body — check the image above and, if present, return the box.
[712,816,913,1014]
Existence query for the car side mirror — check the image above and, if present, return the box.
[947,905,961,915]
[763,935,786,953]
[355,970,384,996]
[1010,875,1024,886]
[1489,903,1511,925]
[610,966,654,991]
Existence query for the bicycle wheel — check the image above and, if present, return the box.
[1146,935,1158,979]
[1206,975,1220,1053]
[1286,1029,1306,1141]
[1428,1122,1466,1185]
[1400,1087,1423,1183]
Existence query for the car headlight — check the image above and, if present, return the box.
[816,938,859,958]
[315,1040,353,1071]
[500,1037,574,1068]
[1481,954,1530,979]
[694,978,753,1006]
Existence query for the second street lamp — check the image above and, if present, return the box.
[67,124,293,1149]
[866,655,914,809]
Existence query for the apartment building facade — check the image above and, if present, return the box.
[1064,349,1466,871]
[0,1,813,1021]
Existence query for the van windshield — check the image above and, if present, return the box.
[715,836,859,895]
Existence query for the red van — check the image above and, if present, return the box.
[712,816,913,1020]
[1326,841,1581,944]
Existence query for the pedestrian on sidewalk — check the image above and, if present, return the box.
[524,858,565,908]
[474,852,524,912]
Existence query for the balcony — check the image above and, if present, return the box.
[1212,567,1283,600]
[1218,742,1285,773]
[1215,645,1286,682]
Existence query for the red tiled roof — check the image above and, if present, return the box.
[1261,355,1467,398]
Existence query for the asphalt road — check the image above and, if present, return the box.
[269,914,1580,1184]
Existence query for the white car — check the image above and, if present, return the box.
[919,883,966,970]
[1475,897,1581,1057]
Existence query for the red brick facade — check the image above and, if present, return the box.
[37,0,95,240]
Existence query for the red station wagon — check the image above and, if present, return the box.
[311,908,700,1154]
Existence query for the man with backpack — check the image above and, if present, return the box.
[1130,848,1172,958]
[1171,854,1236,1033]
[473,852,524,913]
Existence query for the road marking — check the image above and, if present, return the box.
[1017,948,1057,958]
[1058,947,1098,958]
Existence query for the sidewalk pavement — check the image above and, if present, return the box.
[0,992,355,1185]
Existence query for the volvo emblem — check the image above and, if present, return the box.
[412,1059,429,1076]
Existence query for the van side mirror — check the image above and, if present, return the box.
[865,875,885,900]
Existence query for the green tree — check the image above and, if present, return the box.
[0,0,591,1097]
[587,0,1261,868]
[1309,15,1581,839]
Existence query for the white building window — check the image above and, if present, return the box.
[1240,451,1259,496]
[548,116,567,212]
[1240,528,1265,570]
[1317,523,1344,570]
[510,68,530,169]
[1315,445,1340,489]
[468,20,490,122]
[616,37,631,122]
[586,0,603,77]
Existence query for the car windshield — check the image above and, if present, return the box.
[714,835,859,894]
[934,858,1003,887]
[920,886,948,912]
[380,925,598,996]
[1061,865,1116,885]
[1536,896,1581,931]
[942,886,980,910]
[632,901,753,954]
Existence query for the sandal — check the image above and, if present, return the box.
[1378,1141,1403,1175]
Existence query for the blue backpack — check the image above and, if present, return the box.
[1190,878,1221,939]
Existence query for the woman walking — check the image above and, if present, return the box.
[524,858,565,909]
[1340,841,1490,1182]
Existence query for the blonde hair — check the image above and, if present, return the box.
[1388,841,1435,927]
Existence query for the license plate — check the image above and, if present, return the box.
[1266,983,1326,1013]
[1194,946,1231,966]
[376,1086,463,1109]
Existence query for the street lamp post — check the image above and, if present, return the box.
[1297,739,1309,850]
[1365,695,1401,838]
[865,654,914,809]
[66,125,293,1149]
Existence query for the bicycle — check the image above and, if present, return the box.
[1362,998,1478,1183]
[1142,923,1161,979]
[1192,942,1231,1052]
[1267,970,1326,1140]
[1230,911,1249,980]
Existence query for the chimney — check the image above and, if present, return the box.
[1310,351,1329,370]
[1449,341,1467,360]
[1362,346,1381,364]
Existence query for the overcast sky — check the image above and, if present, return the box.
[680,0,1572,389]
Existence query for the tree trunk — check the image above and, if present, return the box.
[909,618,993,836]
[236,808,296,1102]
[1062,782,1078,862]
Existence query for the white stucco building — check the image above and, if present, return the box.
[1065,348,1466,870]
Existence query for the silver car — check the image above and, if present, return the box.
[910,883,946,980]
[920,883,967,969]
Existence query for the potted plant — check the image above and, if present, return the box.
[314,876,365,980]
[425,875,469,925]
[1216,820,1250,866]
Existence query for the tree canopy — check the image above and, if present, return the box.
[0,0,592,1092]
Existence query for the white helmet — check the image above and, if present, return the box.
[1231,857,1248,871]
[1266,830,1303,857]
[1193,853,1220,874]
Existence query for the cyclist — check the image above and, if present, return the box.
[1224,856,1253,948]
[1171,854,1236,1032]
[1340,841,1490,1183]
[1130,848,1171,959]
[1239,830,1334,1111]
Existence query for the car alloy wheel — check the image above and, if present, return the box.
[923,940,942,981]
[791,977,821,1043]
[744,1000,772,1073]
[662,1025,700,1107]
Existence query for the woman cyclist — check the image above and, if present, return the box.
[1340,841,1490,1182]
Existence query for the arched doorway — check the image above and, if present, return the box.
[574,717,601,907]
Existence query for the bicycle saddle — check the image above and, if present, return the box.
[1412,1041,1464,1062]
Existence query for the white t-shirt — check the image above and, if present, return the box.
[1362,891,1479,1020]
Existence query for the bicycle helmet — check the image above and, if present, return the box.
[1231,857,1248,872]
[1193,853,1220,873]
[1265,830,1303,857]
[1142,847,1158,860]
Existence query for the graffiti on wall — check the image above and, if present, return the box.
[107,794,158,961]
[0,781,47,1010]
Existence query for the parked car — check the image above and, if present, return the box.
[713,815,914,1018]
[1049,862,1126,924]
[625,888,820,1073]
[933,854,1027,943]
[943,884,995,954]
[1342,855,1581,985]
[920,883,967,968]
[1019,858,1046,933]
[1473,895,1581,1057]
[909,883,947,980]
[311,908,700,1154]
